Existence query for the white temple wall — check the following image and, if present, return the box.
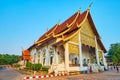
[33,45,57,66]
[30,48,37,64]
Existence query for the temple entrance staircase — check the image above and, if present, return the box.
[48,63,67,74]
[90,64,104,72]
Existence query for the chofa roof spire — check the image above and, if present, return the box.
[21,47,24,51]
[88,2,93,11]
[78,7,81,13]
[57,19,60,25]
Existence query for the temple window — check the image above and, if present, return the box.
[87,59,90,64]
[83,58,88,66]
[58,51,64,64]
[38,51,40,63]
[43,58,45,65]
[69,53,79,67]
[50,56,53,65]
[42,50,46,65]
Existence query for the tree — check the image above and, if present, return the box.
[108,43,120,64]
[0,54,19,65]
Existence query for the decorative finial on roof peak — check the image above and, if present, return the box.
[88,2,93,11]
[57,19,60,25]
[21,47,24,51]
[78,7,82,11]
[78,7,81,13]
[34,40,36,44]
[46,27,49,31]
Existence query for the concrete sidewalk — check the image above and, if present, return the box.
[36,70,120,80]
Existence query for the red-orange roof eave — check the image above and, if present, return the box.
[68,11,87,33]
[64,28,78,39]
[37,24,57,41]
[97,39,107,53]
[37,36,55,46]
[54,12,79,35]
[28,44,36,51]
[36,11,80,43]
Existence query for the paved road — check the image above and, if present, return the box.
[37,70,120,80]
[0,68,24,80]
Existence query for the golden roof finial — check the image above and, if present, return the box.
[57,19,60,25]
[46,27,49,32]
[34,40,36,44]
[21,47,24,51]
[78,7,81,13]
[88,2,93,10]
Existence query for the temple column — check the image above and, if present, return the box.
[40,50,42,64]
[65,43,69,73]
[36,50,38,63]
[45,47,49,65]
[34,49,37,64]
[102,50,107,68]
[53,47,56,64]
[95,36,100,65]
[53,47,58,65]
[56,50,58,65]
[78,31,83,68]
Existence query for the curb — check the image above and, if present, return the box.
[23,73,67,80]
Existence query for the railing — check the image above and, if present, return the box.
[69,64,80,67]
[49,63,66,74]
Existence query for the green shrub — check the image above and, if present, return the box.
[35,64,42,70]
[41,66,50,72]
[26,61,32,68]
[31,63,42,71]
[26,62,42,71]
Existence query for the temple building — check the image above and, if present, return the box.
[28,8,107,74]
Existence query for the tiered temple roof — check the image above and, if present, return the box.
[29,9,107,53]
[22,50,30,60]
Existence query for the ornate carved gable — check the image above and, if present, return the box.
[81,18,95,37]
[68,43,79,54]
[80,18,95,47]
[69,33,79,43]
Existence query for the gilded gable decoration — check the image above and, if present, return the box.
[68,43,79,54]
[70,33,79,43]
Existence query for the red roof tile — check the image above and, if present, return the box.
[54,12,79,35]
[37,24,57,41]
[67,11,87,33]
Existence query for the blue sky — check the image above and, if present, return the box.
[0,0,120,55]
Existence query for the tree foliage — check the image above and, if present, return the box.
[0,54,19,65]
[108,43,120,64]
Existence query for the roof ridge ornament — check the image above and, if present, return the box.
[57,19,60,25]
[34,40,36,44]
[88,2,93,11]
[21,47,24,51]
[78,7,81,13]
[46,27,49,32]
